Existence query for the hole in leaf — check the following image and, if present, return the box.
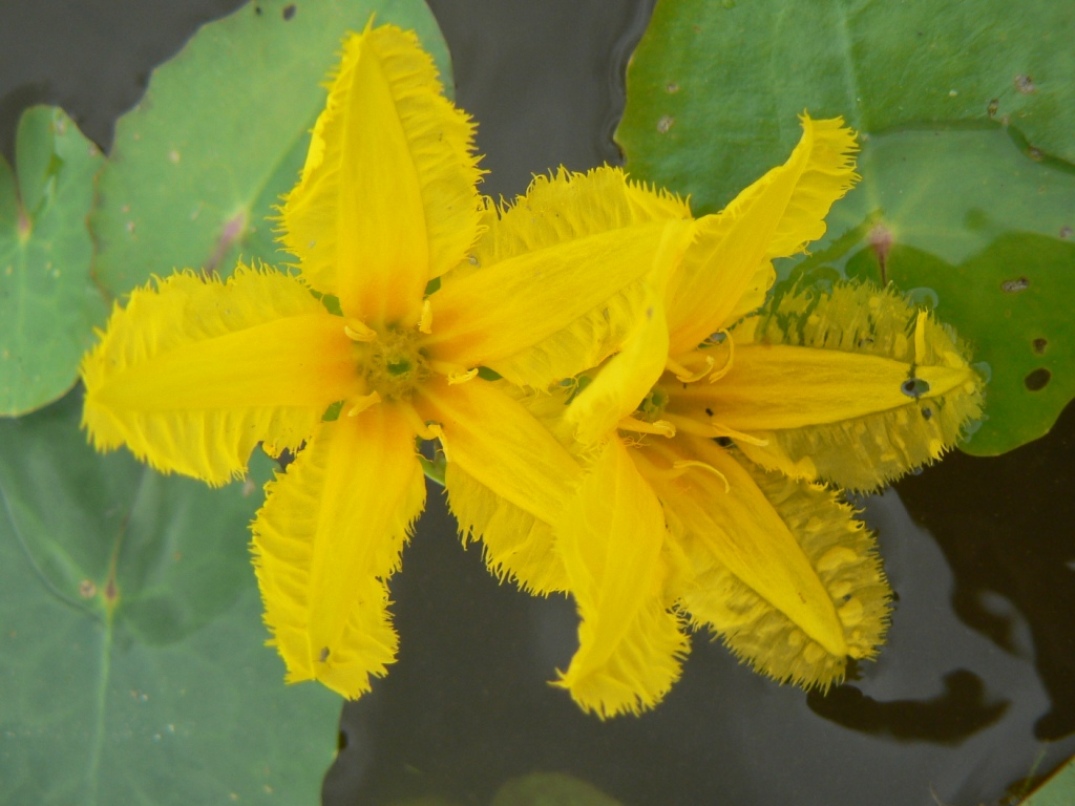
[1025,368,1051,391]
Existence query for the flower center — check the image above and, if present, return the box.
[348,320,430,403]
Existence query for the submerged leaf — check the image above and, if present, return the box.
[0,392,338,804]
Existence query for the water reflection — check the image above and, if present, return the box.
[326,474,1075,806]
[807,669,1009,743]
[898,402,1075,743]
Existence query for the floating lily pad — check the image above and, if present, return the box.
[0,106,106,416]
[618,0,1075,456]
[90,0,451,296]
[0,391,339,805]
[1020,754,1075,806]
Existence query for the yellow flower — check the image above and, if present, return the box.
[526,117,986,717]
[80,24,696,698]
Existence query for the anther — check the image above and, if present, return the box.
[671,460,731,492]
[707,331,735,382]
[618,416,676,438]
[344,318,377,342]
[418,299,433,334]
[663,413,769,446]
[667,354,714,383]
[346,391,381,417]
[447,368,479,385]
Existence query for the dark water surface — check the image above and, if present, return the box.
[2,1,1073,805]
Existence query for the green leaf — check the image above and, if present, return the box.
[491,773,624,806]
[1020,755,1075,806]
[0,107,107,416]
[795,126,1075,456]
[618,0,1075,456]
[0,391,339,805]
[90,0,451,296]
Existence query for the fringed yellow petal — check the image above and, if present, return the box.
[554,438,688,718]
[251,405,426,698]
[637,436,848,659]
[723,282,986,490]
[425,167,695,387]
[442,462,565,594]
[665,446,890,689]
[565,290,669,445]
[80,267,358,485]
[466,167,690,270]
[666,115,859,356]
[279,24,483,325]
[763,116,859,259]
[419,377,580,593]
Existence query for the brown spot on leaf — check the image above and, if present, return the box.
[1033,338,1048,355]
[1014,74,1036,94]
[1001,276,1030,293]
[79,580,97,598]
[282,4,296,20]
[204,210,249,275]
[657,115,674,134]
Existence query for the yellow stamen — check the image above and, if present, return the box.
[671,459,731,492]
[344,318,378,342]
[346,391,381,417]
[707,331,734,383]
[401,404,439,440]
[447,368,479,385]
[663,413,769,446]
[418,299,433,335]
[630,448,731,492]
[618,416,676,438]
[425,422,448,455]
[666,354,714,383]
[429,360,478,384]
